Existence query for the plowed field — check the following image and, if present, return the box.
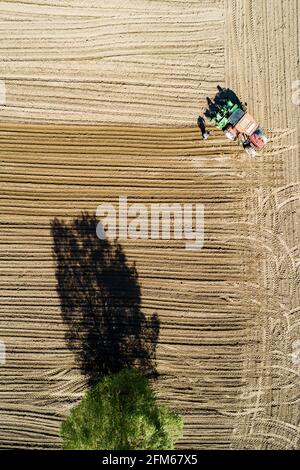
[0,0,299,449]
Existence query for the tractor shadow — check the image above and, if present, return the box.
[51,213,160,386]
[204,86,246,119]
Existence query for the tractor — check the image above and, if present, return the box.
[203,88,268,157]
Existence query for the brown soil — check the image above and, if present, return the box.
[0,0,299,450]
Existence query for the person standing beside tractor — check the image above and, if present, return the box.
[197,115,210,140]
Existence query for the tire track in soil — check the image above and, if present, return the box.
[225,0,300,450]
[0,123,271,449]
[0,0,224,127]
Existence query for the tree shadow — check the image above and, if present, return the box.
[51,213,159,386]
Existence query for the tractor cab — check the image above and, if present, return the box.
[249,127,268,149]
